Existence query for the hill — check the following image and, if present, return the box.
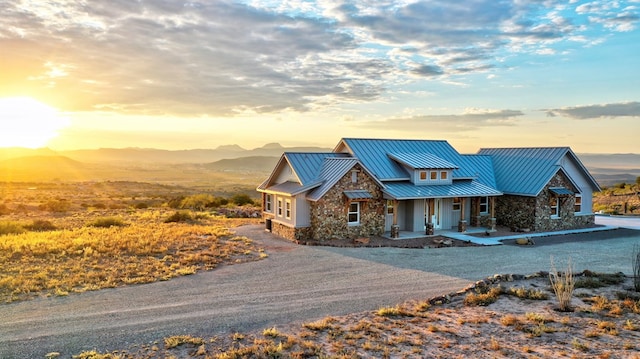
[200,156,279,172]
[0,155,89,181]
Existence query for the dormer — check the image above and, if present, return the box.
[387,152,458,185]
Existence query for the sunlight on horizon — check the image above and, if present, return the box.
[0,97,70,149]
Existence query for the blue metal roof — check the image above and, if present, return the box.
[284,152,348,185]
[387,152,459,170]
[477,147,571,196]
[459,154,497,188]
[383,180,502,200]
[337,138,477,180]
[344,190,374,200]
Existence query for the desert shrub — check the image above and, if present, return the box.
[87,217,126,228]
[24,220,57,232]
[0,203,10,215]
[92,202,107,209]
[633,244,640,292]
[164,210,193,223]
[576,271,625,288]
[180,194,215,211]
[549,257,575,312]
[167,196,185,209]
[464,286,502,306]
[230,193,254,206]
[505,287,549,300]
[134,202,149,209]
[39,199,71,212]
[0,221,25,235]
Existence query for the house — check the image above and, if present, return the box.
[257,138,600,242]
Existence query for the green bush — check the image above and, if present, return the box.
[164,211,193,223]
[25,220,57,232]
[0,221,26,236]
[87,217,126,228]
[230,193,254,206]
[39,199,71,212]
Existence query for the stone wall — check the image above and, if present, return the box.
[495,171,595,231]
[308,164,385,241]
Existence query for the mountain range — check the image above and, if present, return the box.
[1,144,638,186]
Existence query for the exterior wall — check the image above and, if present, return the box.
[308,164,385,241]
[496,170,595,231]
[294,194,310,227]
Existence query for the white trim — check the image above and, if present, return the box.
[348,202,360,225]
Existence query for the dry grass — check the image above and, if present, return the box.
[75,274,640,359]
[0,209,261,303]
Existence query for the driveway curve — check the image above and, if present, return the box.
[1,224,638,358]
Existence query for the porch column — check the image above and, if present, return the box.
[489,196,497,231]
[458,198,467,232]
[391,199,399,238]
[426,198,434,235]
[472,197,481,227]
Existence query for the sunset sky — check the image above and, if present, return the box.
[1,0,639,153]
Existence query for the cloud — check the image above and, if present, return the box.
[356,109,524,132]
[0,0,637,116]
[545,101,640,119]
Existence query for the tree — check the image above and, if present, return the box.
[230,193,254,206]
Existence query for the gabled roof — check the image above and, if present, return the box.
[459,154,497,188]
[335,138,477,180]
[388,152,459,170]
[384,180,502,200]
[307,157,384,201]
[477,147,600,196]
[257,152,347,191]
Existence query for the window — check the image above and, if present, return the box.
[285,199,291,219]
[440,171,448,180]
[277,199,283,217]
[348,202,360,225]
[386,200,394,215]
[452,197,461,211]
[479,196,488,214]
[351,170,358,183]
[265,194,272,212]
[574,194,582,213]
[550,195,559,217]
[430,171,437,180]
[419,171,427,180]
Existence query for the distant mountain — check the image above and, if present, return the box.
[201,156,279,172]
[578,153,640,170]
[54,143,331,164]
[0,155,88,181]
[0,147,58,161]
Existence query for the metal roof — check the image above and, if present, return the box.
[265,181,322,196]
[550,187,574,196]
[343,190,374,200]
[285,152,348,185]
[383,180,502,200]
[387,152,459,170]
[307,158,384,201]
[458,154,497,188]
[476,147,591,196]
[337,138,477,180]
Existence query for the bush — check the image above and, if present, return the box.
[464,286,502,306]
[0,221,25,235]
[164,211,193,223]
[39,199,71,212]
[633,244,640,292]
[230,193,254,206]
[87,217,126,228]
[180,194,215,211]
[0,203,10,215]
[549,257,574,312]
[25,220,57,232]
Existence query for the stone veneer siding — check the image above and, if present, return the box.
[308,164,385,241]
[496,171,594,231]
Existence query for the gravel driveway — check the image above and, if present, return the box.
[1,224,639,358]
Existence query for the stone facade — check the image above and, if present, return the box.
[308,164,385,241]
[496,171,595,231]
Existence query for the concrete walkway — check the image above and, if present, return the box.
[445,225,618,246]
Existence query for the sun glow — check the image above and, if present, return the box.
[0,97,70,149]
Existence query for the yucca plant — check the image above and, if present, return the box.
[549,256,575,312]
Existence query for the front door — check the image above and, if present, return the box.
[425,198,442,230]
[385,200,394,232]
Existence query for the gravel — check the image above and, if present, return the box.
[1,224,638,358]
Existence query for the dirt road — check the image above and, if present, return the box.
[1,225,638,358]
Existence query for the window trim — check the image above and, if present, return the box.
[440,171,448,180]
[419,171,427,180]
[265,194,272,212]
[348,201,360,225]
[277,198,283,217]
[285,199,291,219]
[550,195,559,218]
[386,199,394,215]
[452,197,461,211]
[574,193,582,213]
[430,171,437,180]
[479,196,489,214]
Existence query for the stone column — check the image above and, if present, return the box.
[426,222,434,236]
[490,197,497,231]
[391,224,400,239]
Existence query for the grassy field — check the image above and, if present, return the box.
[0,179,265,303]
